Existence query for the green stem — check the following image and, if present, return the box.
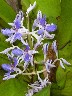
[22,68,46,75]
[27,14,32,49]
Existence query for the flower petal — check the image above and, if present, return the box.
[24,53,31,62]
[45,23,57,32]
[12,48,23,56]
[14,33,22,40]
[1,29,13,36]
[26,1,36,15]
[37,29,44,35]
[60,60,65,69]
[60,58,71,65]
[2,64,11,71]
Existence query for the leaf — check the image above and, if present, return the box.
[0,78,28,96]
[34,85,50,96]
[61,69,72,96]
[57,0,72,50]
[56,65,67,88]
[50,83,62,96]
[21,0,61,17]
[0,0,16,23]
[56,1,72,95]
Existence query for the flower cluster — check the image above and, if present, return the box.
[0,1,71,96]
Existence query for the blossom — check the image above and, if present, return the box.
[32,11,57,39]
[43,43,49,61]
[52,40,58,58]
[26,74,51,96]
[45,59,56,73]
[11,45,38,70]
[23,45,38,70]
[59,58,71,69]
[1,57,21,80]
[1,11,29,45]
[26,1,36,16]
[8,11,24,29]
[52,58,71,69]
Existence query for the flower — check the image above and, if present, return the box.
[52,40,58,58]
[52,58,71,69]
[11,45,38,70]
[8,11,24,29]
[32,11,57,39]
[26,74,51,96]
[45,59,56,73]
[26,1,36,16]
[1,11,29,45]
[1,57,21,80]
[59,58,71,69]
[43,43,49,61]
[23,45,38,70]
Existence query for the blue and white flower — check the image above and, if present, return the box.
[2,57,21,80]
[45,59,56,73]
[32,11,57,39]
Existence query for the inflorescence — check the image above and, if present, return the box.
[0,1,71,96]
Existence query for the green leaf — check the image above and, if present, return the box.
[0,0,16,23]
[57,0,72,50]
[0,78,28,96]
[34,85,50,96]
[61,68,72,96]
[56,65,66,88]
[21,0,61,17]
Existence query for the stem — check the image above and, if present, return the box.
[27,14,32,48]
[22,68,46,75]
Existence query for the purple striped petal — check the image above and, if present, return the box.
[40,15,46,26]
[12,48,23,56]
[1,29,13,36]
[43,43,49,55]
[14,19,21,29]
[24,53,31,62]
[38,29,44,35]
[14,33,22,40]
[2,64,11,71]
[45,24,57,32]
[24,45,30,51]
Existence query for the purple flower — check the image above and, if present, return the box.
[43,43,49,61]
[32,11,57,40]
[2,57,18,72]
[52,40,58,57]
[45,59,56,73]
[1,57,20,80]
[8,11,24,29]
